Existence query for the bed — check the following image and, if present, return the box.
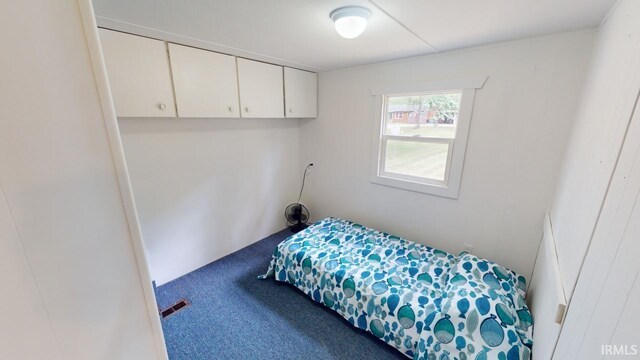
[260,217,533,360]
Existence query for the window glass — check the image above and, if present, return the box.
[383,140,449,181]
[384,92,462,139]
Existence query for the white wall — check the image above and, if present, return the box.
[0,0,164,359]
[0,188,63,359]
[119,118,300,284]
[300,31,594,279]
[555,63,640,359]
[547,1,640,358]
[550,0,640,298]
[527,215,566,360]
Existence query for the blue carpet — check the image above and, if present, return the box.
[155,229,407,360]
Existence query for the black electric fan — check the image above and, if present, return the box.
[285,163,314,232]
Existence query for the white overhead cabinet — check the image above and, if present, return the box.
[237,58,284,118]
[98,29,316,119]
[98,29,176,117]
[284,68,317,118]
[168,44,240,118]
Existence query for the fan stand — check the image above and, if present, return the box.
[289,221,308,233]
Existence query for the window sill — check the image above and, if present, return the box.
[370,174,460,199]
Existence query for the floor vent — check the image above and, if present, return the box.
[160,298,190,319]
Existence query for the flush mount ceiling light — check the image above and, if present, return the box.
[330,6,372,39]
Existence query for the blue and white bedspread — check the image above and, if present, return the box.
[261,217,533,360]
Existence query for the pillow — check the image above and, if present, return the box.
[435,253,533,357]
[449,252,527,299]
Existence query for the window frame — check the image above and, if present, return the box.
[370,77,487,199]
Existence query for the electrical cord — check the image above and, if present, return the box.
[296,163,314,204]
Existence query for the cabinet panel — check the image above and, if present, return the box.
[284,67,317,118]
[168,44,240,118]
[99,29,176,117]
[237,59,284,118]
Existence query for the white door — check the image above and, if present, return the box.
[237,58,284,118]
[554,91,640,359]
[99,29,176,117]
[284,67,317,118]
[168,44,240,118]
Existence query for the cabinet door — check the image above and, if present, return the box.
[98,29,176,117]
[284,67,317,118]
[168,44,240,118]
[237,59,284,118]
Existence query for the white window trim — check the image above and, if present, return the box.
[370,76,487,199]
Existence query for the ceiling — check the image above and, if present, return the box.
[92,0,617,72]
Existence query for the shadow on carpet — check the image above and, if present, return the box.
[155,229,407,360]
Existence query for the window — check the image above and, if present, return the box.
[370,77,486,198]
[382,91,461,183]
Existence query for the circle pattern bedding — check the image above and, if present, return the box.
[260,217,533,360]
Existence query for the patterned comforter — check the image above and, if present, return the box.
[261,218,533,360]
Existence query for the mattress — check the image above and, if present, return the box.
[261,217,533,360]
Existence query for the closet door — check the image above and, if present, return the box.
[553,93,640,359]
[237,58,284,118]
[284,67,317,118]
[98,29,176,117]
[168,44,240,118]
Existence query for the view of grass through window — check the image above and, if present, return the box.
[385,140,449,180]
[382,92,461,182]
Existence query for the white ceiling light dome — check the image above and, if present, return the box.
[330,6,372,39]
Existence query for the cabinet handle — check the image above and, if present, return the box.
[244,106,251,113]
[158,103,167,111]
[289,108,294,114]
[228,106,234,113]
